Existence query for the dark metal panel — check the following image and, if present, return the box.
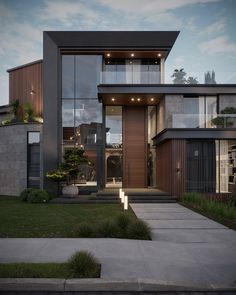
[153,128,236,145]
[45,31,179,49]
[43,32,61,192]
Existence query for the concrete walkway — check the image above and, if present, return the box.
[0,203,236,288]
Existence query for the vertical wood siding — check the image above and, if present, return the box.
[9,61,43,116]
[156,139,186,197]
[123,106,147,188]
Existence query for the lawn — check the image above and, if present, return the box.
[0,196,136,238]
[180,192,236,231]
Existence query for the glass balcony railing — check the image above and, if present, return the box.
[100,70,236,84]
[100,71,161,84]
[170,114,236,128]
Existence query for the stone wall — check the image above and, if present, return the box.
[0,123,42,196]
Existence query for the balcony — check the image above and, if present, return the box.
[100,71,161,84]
[170,114,236,129]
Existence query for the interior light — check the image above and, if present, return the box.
[137,98,141,102]
[158,53,162,57]
[131,53,134,57]
[131,98,135,101]
[106,53,110,57]
[107,60,110,64]
[155,61,158,64]
[111,98,115,101]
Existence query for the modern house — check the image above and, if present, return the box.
[0,31,235,197]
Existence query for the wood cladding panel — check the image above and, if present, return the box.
[156,139,186,197]
[123,106,147,188]
[9,61,43,116]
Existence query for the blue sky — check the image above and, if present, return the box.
[0,0,236,106]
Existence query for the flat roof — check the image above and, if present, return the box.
[7,59,43,73]
[45,31,179,53]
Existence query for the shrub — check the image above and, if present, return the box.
[97,219,119,238]
[114,213,132,236]
[230,193,236,207]
[76,222,95,238]
[181,192,202,206]
[126,219,151,240]
[68,251,100,278]
[27,189,50,203]
[20,188,35,202]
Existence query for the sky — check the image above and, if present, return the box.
[0,0,236,106]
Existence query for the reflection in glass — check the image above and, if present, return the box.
[75,55,102,98]
[105,106,122,148]
[62,56,75,99]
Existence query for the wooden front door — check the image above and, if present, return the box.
[123,106,147,188]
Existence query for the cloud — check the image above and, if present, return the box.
[200,36,236,55]
[201,18,226,35]
[100,0,220,13]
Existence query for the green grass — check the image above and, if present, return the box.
[0,262,100,278]
[0,196,135,238]
[181,192,236,230]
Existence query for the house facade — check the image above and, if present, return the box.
[1,31,236,197]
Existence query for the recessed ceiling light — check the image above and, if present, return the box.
[111,98,115,101]
[158,53,162,57]
[107,60,110,64]
[150,98,154,101]
[131,53,134,57]
[137,98,141,102]
[130,61,132,64]
[106,53,110,57]
[131,98,135,101]
[155,61,158,64]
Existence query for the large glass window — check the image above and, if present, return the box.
[62,55,102,99]
[105,106,122,148]
[105,106,122,187]
[187,140,236,193]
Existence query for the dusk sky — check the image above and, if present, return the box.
[0,0,236,106]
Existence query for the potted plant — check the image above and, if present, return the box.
[46,147,88,197]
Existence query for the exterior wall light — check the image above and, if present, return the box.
[30,90,36,95]
[176,167,181,174]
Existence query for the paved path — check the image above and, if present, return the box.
[0,203,236,288]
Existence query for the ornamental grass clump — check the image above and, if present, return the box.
[126,219,151,240]
[27,189,50,203]
[68,251,100,278]
[76,222,95,238]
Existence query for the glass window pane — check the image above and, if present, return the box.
[75,55,102,98]
[28,132,40,144]
[206,96,217,127]
[105,106,122,147]
[62,55,75,99]
[62,99,75,142]
[75,100,102,145]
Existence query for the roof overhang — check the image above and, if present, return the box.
[98,84,236,105]
[153,128,236,146]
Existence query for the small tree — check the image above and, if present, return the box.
[171,68,187,84]
[24,103,35,122]
[211,107,236,127]
[186,76,199,84]
[10,99,22,122]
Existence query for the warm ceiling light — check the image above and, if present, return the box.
[106,53,110,57]
[111,98,115,101]
[131,53,134,57]
[158,53,162,57]
[150,98,154,101]
[137,98,141,102]
[131,98,135,101]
